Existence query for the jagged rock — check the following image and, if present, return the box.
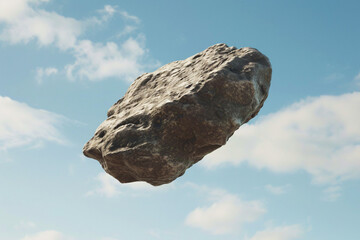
[83,43,272,186]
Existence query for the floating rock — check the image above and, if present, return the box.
[83,43,272,186]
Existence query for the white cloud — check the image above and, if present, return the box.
[99,5,116,21]
[86,172,173,198]
[103,5,116,15]
[203,92,360,185]
[0,0,155,82]
[0,0,48,22]
[66,36,146,81]
[0,1,82,50]
[21,230,66,240]
[185,191,266,235]
[97,4,140,24]
[265,184,290,195]
[248,225,304,240]
[0,96,65,151]
[36,67,58,84]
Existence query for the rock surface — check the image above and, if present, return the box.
[83,43,272,186]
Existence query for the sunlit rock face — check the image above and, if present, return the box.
[83,43,272,186]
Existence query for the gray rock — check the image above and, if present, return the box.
[83,43,272,186]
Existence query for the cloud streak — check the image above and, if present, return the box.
[0,96,65,151]
[248,225,304,240]
[21,230,66,240]
[265,184,290,195]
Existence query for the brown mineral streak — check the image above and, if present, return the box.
[83,43,272,186]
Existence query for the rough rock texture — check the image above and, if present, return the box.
[83,43,272,186]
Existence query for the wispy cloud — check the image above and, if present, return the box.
[86,172,121,197]
[117,25,137,38]
[248,225,304,240]
[97,5,116,21]
[204,92,360,186]
[185,186,266,235]
[265,184,290,195]
[21,230,66,240]
[0,96,66,151]
[21,230,120,240]
[36,67,58,84]
[86,172,173,198]
[323,185,341,202]
[14,220,37,230]
[0,0,157,82]
[325,73,344,82]
[354,72,360,87]
[118,10,140,24]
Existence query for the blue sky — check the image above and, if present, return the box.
[1,0,360,239]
